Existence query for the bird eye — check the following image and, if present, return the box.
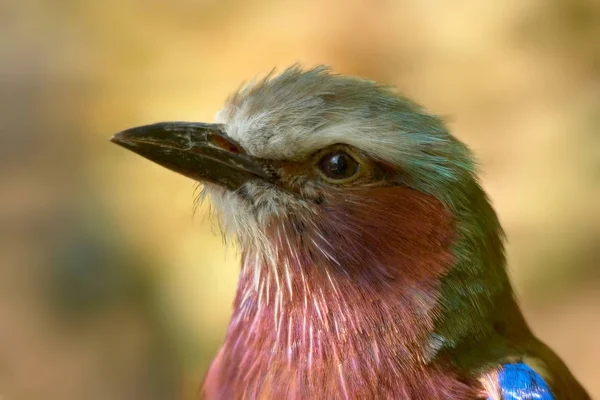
[317,151,360,181]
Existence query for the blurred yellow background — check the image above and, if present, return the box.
[1,0,599,398]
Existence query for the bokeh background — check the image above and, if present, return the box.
[1,0,599,398]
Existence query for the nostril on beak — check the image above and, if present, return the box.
[207,133,243,154]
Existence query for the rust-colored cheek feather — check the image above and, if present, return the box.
[203,187,482,399]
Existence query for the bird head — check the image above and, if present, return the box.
[112,66,508,375]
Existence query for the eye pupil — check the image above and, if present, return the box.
[319,152,359,180]
[327,154,347,175]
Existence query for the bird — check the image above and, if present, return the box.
[111,66,589,399]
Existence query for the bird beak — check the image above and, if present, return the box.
[110,122,275,190]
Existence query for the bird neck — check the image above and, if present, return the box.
[207,186,497,398]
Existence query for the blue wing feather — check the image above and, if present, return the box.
[489,362,554,400]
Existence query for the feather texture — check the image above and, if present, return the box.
[491,363,554,400]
